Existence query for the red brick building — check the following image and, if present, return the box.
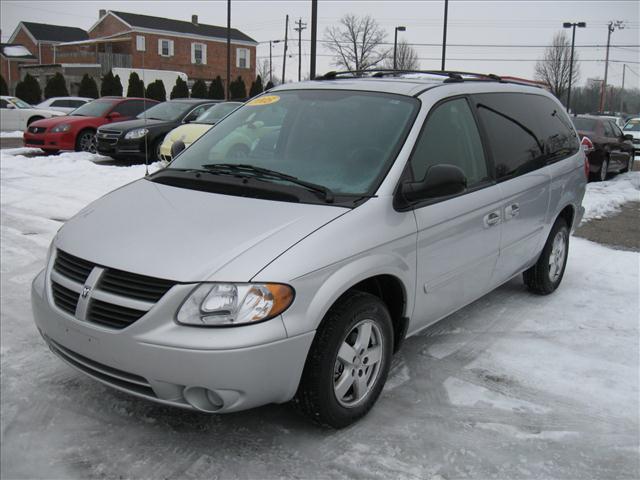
[55,10,257,92]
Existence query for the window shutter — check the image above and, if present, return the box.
[169,40,174,57]
[201,44,207,65]
[245,48,250,68]
[190,43,196,64]
[136,35,145,52]
[235,48,240,68]
[158,39,163,55]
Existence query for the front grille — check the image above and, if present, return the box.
[28,126,46,134]
[51,281,80,315]
[98,129,121,139]
[46,337,156,398]
[99,268,175,302]
[54,250,93,283]
[49,249,176,330]
[87,299,147,329]
[97,137,118,146]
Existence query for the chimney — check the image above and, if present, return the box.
[192,15,198,26]
[99,9,106,19]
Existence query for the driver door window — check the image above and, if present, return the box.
[410,97,488,187]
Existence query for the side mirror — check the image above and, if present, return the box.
[6,103,16,109]
[400,164,467,203]
[107,112,122,121]
[623,133,634,141]
[171,140,186,158]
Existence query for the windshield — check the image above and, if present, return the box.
[624,121,640,132]
[71,100,116,117]
[195,102,242,124]
[11,98,32,109]
[138,102,193,121]
[572,117,599,132]
[168,90,418,196]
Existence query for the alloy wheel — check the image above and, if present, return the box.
[548,230,567,282]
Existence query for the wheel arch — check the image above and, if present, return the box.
[27,115,44,126]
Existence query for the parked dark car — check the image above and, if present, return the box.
[571,115,634,182]
[96,99,219,162]
[24,97,158,154]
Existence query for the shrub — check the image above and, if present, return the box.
[191,79,207,99]
[249,75,264,97]
[44,72,69,99]
[170,76,189,99]
[208,76,225,99]
[15,74,41,104]
[77,74,99,98]
[113,74,123,96]
[229,76,246,100]
[0,75,8,95]
[145,79,166,102]
[126,72,145,97]
[265,80,275,90]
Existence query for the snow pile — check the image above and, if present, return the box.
[0,131,24,138]
[582,171,640,222]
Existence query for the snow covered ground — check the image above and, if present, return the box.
[1,150,638,479]
[0,131,24,138]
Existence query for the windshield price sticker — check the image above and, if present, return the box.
[247,95,280,106]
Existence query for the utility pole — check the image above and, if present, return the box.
[441,0,449,70]
[294,18,307,81]
[619,63,626,114]
[600,20,624,112]
[562,21,586,113]
[310,0,318,79]
[393,26,406,70]
[269,40,280,84]
[282,15,289,84]
[226,0,231,100]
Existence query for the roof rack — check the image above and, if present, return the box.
[316,69,539,88]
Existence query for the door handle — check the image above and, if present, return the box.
[505,203,520,219]
[484,211,501,228]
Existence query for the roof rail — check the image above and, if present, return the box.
[317,69,501,82]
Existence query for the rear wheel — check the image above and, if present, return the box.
[295,291,393,428]
[75,130,97,153]
[27,116,43,126]
[523,217,569,295]
[597,158,609,182]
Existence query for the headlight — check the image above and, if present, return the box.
[51,124,70,133]
[124,128,148,140]
[177,283,294,327]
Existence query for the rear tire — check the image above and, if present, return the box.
[595,158,609,182]
[523,217,569,295]
[294,291,393,428]
[27,116,43,126]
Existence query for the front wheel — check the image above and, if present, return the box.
[523,217,569,295]
[75,130,97,153]
[295,291,393,428]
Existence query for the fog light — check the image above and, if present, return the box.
[183,386,224,412]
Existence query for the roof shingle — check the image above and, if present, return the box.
[22,21,89,42]
[110,11,256,44]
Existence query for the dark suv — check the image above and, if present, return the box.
[96,99,218,162]
[572,115,634,181]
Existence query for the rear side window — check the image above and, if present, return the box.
[50,100,67,107]
[603,121,615,137]
[572,117,599,132]
[410,97,488,186]
[68,99,87,108]
[112,100,150,117]
[474,93,578,180]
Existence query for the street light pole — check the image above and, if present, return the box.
[393,26,406,70]
[269,40,280,84]
[226,0,231,100]
[310,0,318,79]
[441,0,449,70]
[562,21,586,113]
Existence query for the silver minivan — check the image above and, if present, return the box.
[32,72,586,427]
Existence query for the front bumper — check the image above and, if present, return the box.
[23,131,76,151]
[31,269,314,413]
[96,135,147,159]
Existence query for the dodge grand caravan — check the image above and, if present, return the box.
[31,71,586,428]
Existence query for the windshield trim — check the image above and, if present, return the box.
[167,88,421,202]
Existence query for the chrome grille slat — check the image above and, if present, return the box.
[50,249,176,330]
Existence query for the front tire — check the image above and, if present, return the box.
[75,129,97,153]
[523,217,569,295]
[295,291,393,428]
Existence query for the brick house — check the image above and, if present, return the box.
[1,43,37,94]
[8,22,89,65]
[55,10,257,93]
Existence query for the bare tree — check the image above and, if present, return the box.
[324,14,390,71]
[383,40,419,70]
[534,32,580,101]
[257,59,280,85]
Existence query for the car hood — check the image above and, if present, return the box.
[55,178,349,282]
[31,114,96,128]
[165,123,212,144]
[102,118,174,132]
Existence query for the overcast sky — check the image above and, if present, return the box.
[1,0,638,88]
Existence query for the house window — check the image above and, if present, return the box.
[158,39,174,57]
[136,35,146,52]
[236,48,250,69]
[191,43,207,65]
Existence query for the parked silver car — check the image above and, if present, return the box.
[32,71,586,427]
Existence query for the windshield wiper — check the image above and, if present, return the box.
[201,163,334,203]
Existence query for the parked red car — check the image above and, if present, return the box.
[23,97,158,154]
